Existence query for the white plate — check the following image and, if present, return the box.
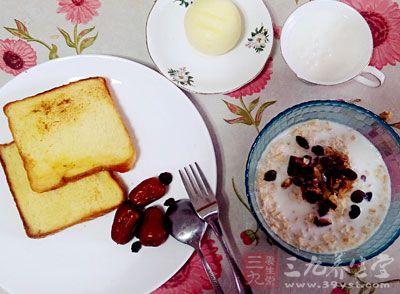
[146,0,273,94]
[0,55,217,294]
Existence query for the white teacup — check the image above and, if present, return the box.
[281,0,385,87]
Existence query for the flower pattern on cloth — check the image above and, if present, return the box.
[273,23,281,40]
[342,0,400,69]
[57,0,101,24]
[240,229,259,245]
[227,58,273,98]
[331,287,348,294]
[153,237,222,294]
[0,39,37,76]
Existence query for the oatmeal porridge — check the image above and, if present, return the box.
[256,119,391,253]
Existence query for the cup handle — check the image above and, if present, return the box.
[354,66,385,87]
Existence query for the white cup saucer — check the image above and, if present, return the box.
[146,0,273,94]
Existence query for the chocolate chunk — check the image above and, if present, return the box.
[327,178,337,192]
[301,166,314,176]
[326,199,338,210]
[320,156,334,168]
[292,177,303,187]
[303,177,320,189]
[311,145,325,156]
[318,198,337,217]
[341,169,358,181]
[287,156,305,177]
[365,192,373,201]
[264,170,277,181]
[318,202,330,217]
[313,216,332,227]
[296,136,310,149]
[349,205,361,219]
[351,190,365,203]
[303,155,312,165]
[287,144,356,216]
[303,189,322,204]
[332,156,345,168]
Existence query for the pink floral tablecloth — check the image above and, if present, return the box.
[1,0,400,293]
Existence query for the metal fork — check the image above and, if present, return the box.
[180,163,251,294]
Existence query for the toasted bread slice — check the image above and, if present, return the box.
[0,143,125,238]
[4,77,135,192]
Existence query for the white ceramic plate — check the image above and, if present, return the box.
[0,55,217,294]
[146,0,273,94]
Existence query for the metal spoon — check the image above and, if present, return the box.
[166,199,224,294]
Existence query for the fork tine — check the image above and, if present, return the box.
[189,164,209,198]
[179,169,196,198]
[195,162,214,195]
[184,167,204,199]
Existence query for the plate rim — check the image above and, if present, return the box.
[145,0,274,95]
[0,54,217,293]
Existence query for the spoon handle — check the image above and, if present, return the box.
[196,247,224,294]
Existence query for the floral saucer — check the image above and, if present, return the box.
[146,0,273,94]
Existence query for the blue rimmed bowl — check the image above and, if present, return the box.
[245,100,400,266]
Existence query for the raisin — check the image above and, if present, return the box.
[365,192,373,201]
[264,170,277,181]
[296,136,310,149]
[159,172,173,185]
[131,241,142,253]
[164,198,176,207]
[341,169,358,181]
[311,145,325,156]
[351,190,365,203]
[349,205,361,219]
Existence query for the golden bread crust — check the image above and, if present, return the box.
[3,77,135,192]
[0,143,125,238]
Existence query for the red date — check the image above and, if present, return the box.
[139,206,168,247]
[129,176,168,207]
[111,202,141,245]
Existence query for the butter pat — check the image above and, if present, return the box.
[184,0,242,55]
